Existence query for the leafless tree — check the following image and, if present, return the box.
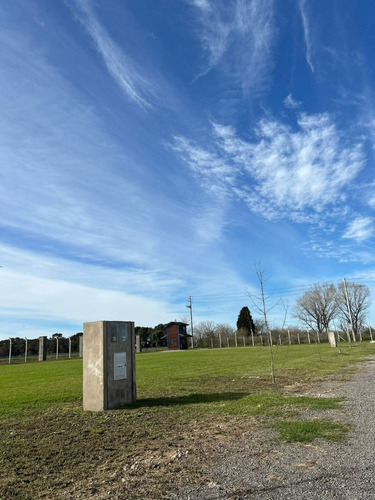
[294,283,337,343]
[248,261,276,383]
[335,282,370,340]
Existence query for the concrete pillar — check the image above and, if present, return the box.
[79,335,83,358]
[136,334,141,353]
[38,336,47,361]
[328,331,337,348]
[83,321,136,411]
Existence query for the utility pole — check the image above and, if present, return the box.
[343,278,356,344]
[186,296,194,348]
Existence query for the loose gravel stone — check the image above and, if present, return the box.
[170,358,375,499]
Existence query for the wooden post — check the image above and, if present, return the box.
[243,336,245,347]
[287,329,291,345]
[211,338,213,348]
[227,336,229,348]
[219,334,222,348]
[235,331,238,347]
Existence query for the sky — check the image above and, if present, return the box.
[1,0,375,340]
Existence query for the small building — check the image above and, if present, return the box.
[165,322,191,350]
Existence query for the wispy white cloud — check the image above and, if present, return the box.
[172,112,365,222]
[342,217,374,242]
[284,94,302,109]
[69,0,156,110]
[190,0,275,94]
[298,0,315,73]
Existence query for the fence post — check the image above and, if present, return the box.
[287,329,291,345]
[24,337,28,363]
[8,338,12,364]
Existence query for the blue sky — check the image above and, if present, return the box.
[1,0,375,340]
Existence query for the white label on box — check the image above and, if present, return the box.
[114,352,127,380]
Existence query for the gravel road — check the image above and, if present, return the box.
[170,358,375,500]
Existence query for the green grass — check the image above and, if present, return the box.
[0,342,373,499]
[0,342,373,420]
[0,359,83,418]
[275,419,351,442]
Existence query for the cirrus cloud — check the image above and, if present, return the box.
[172,111,365,223]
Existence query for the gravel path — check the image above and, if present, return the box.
[170,358,375,500]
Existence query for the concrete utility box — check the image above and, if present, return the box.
[83,321,136,411]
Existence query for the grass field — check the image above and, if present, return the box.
[0,342,373,499]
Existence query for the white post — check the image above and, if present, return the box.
[187,296,194,349]
[369,324,373,342]
[278,333,282,345]
[297,332,301,344]
[250,328,254,346]
[287,328,291,345]
[8,338,12,364]
[56,337,59,359]
[307,331,311,344]
[343,278,356,343]
[227,336,229,348]
[69,337,72,359]
[24,337,28,363]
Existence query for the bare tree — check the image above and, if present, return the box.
[294,283,337,342]
[335,281,370,341]
[248,261,276,383]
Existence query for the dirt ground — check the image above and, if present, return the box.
[0,369,363,500]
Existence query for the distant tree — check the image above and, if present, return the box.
[149,324,167,347]
[295,283,337,342]
[335,282,370,340]
[236,306,255,336]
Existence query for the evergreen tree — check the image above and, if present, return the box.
[237,306,255,336]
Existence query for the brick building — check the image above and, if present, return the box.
[165,322,191,350]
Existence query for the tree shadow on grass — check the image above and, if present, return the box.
[127,392,249,409]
